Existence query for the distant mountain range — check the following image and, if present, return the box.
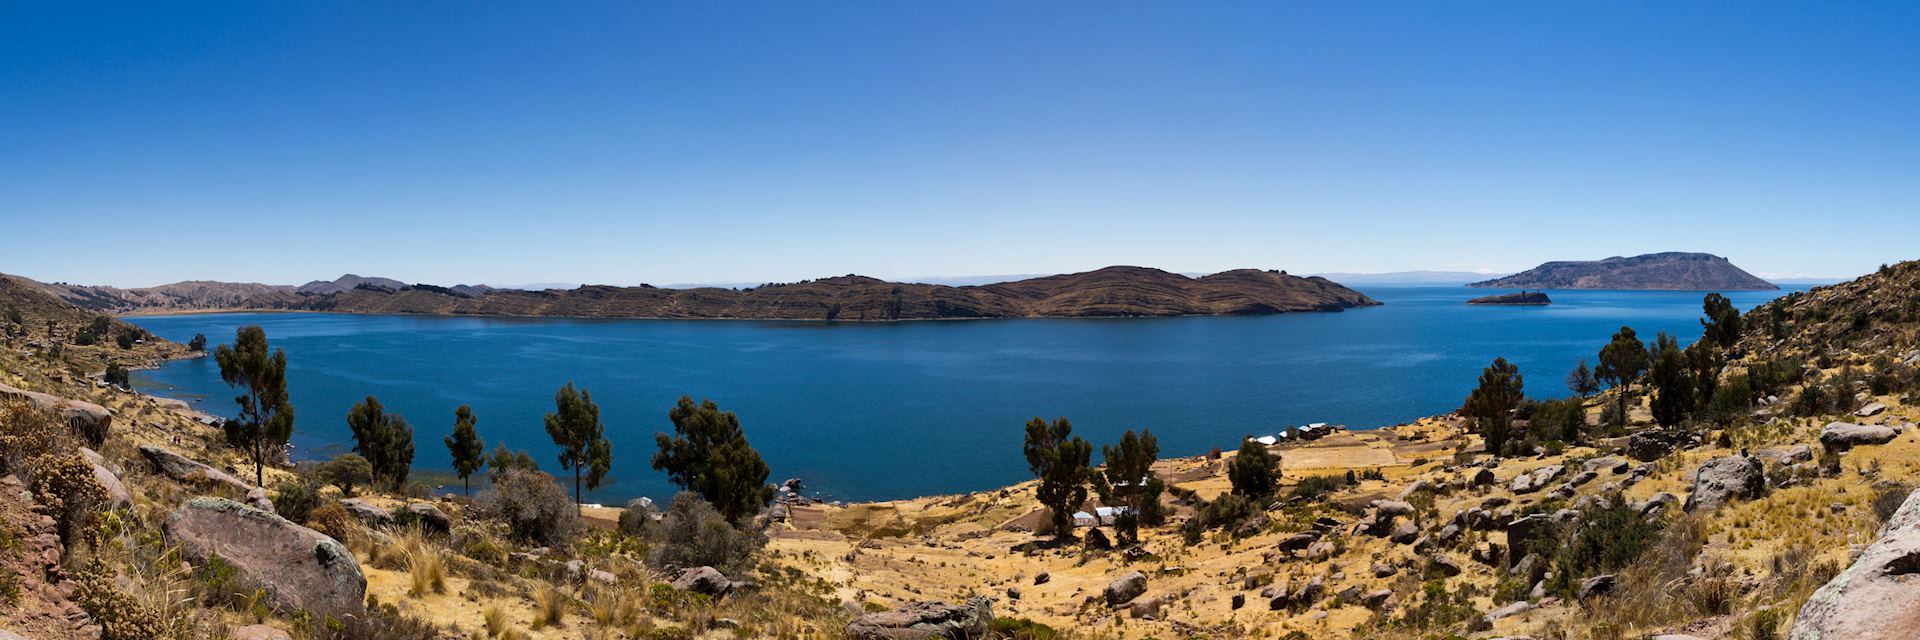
[1307,271,1511,286]
[10,267,1381,320]
[1468,252,1777,290]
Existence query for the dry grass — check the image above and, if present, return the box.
[397,527,448,597]
[531,583,568,630]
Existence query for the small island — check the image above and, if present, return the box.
[1466,291,1551,305]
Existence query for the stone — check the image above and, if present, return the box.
[1428,555,1462,577]
[0,383,112,440]
[1779,444,1814,465]
[140,444,252,495]
[1856,402,1888,417]
[1509,465,1564,494]
[1506,515,1549,567]
[246,487,275,513]
[1627,431,1677,462]
[338,498,394,527]
[1277,531,1318,552]
[1583,456,1630,475]
[232,625,293,640]
[845,596,992,640]
[1472,468,1496,486]
[1684,456,1765,512]
[406,502,451,533]
[1230,594,1243,610]
[1566,469,1598,487]
[1639,492,1679,517]
[1578,574,1617,599]
[1372,562,1397,578]
[1104,572,1148,606]
[163,497,365,617]
[1127,596,1164,619]
[1472,542,1505,567]
[1033,572,1049,585]
[1295,576,1324,604]
[1389,520,1420,545]
[1362,589,1392,609]
[1820,422,1899,451]
[588,569,617,585]
[1790,487,1920,639]
[1305,540,1336,561]
[670,566,732,598]
[1372,500,1416,518]
[1485,600,1532,621]
[77,447,130,510]
[1396,480,1432,501]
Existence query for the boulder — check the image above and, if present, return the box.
[670,566,733,598]
[1639,492,1679,517]
[1684,456,1765,512]
[140,444,252,495]
[1472,468,1496,486]
[1578,574,1617,599]
[1389,520,1420,545]
[406,502,451,533]
[1856,402,1888,417]
[1277,531,1318,552]
[1485,600,1532,622]
[1305,540,1336,561]
[1820,422,1899,451]
[1362,589,1392,609]
[1127,595,1165,619]
[245,487,275,513]
[1104,572,1148,606]
[1373,562,1397,578]
[1583,456,1629,475]
[338,498,394,527]
[1428,555,1462,577]
[1396,480,1432,501]
[77,447,130,510]
[1372,500,1415,518]
[163,497,365,617]
[1790,487,1920,639]
[845,597,992,640]
[1295,576,1325,604]
[1627,431,1677,462]
[0,383,112,441]
[1778,444,1814,465]
[1505,515,1549,567]
[1509,465,1564,494]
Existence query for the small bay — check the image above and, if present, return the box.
[126,285,1799,503]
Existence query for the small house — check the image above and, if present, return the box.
[1071,511,1098,528]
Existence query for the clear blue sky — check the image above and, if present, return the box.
[3,2,1915,287]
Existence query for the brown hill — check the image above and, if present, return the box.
[30,266,1381,320]
[1469,252,1776,290]
[25,278,295,312]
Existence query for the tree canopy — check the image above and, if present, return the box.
[1023,417,1093,538]
[213,326,294,487]
[1463,357,1525,456]
[547,382,613,506]
[444,405,485,496]
[346,395,415,490]
[1700,293,1742,350]
[1227,438,1280,498]
[1596,326,1648,392]
[652,396,772,523]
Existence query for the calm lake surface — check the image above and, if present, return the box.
[127,286,1801,503]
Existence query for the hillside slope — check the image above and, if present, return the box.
[21,266,1382,320]
[1470,252,1776,290]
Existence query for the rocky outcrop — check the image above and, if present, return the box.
[1684,456,1765,512]
[669,566,733,598]
[406,502,450,533]
[163,497,365,617]
[338,498,394,528]
[1790,487,1920,639]
[845,597,992,640]
[77,447,130,510]
[1105,571,1148,606]
[140,444,253,495]
[1510,465,1564,494]
[1819,422,1898,451]
[0,383,112,442]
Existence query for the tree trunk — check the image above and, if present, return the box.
[574,470,582,506]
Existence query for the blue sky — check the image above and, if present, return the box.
[3,2,1915,287]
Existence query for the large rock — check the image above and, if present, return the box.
[1820,422,1899,451]
[1684,456,1765,512]
[405,502,451,533]
[669,566,732,598]
[163,497,365,617]
[338,498,394,528]
[1790,487,1920,639]
[1509,465,1564,494]
[77,447,130,510]
[0,383,112,441]
[1105,571,1148,606]
[846,597,992,640]
[1627,430,1680,461]
[140,444,252,495]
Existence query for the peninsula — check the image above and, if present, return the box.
[1469,252,1777,290]
[14,266,1382,320]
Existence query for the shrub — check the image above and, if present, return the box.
[618,498,659,539]
[103,363,130,388]
[1227,440,1279,498]
[477,469,580,548]
[321,453,374,498]
[272,479,325,524]
[1872,483,1915,525]
[1290,475,1344,502]
[308,501,359,543]
[0,401,72,474]
[647,492,766,576]
[75,560,163,640]
[991,617,1058,640]
[27,453,106,546]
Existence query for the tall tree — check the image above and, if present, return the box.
[1647,332,1693,427]
[1227,438,1280,498]
[444,405,485,496]
[547,382,613,507]
[1023,417,1093,539]
[1566,359,1600,398]
[347,395,415,490]
[652,396,771,522]
[1596,326,1649,393]
[187,333,207,352]
[1463,357,1525,456]
[214,326,294,486]
[1700,293,1742,350]
[489,443,539,473]
[1096,429,1164,541]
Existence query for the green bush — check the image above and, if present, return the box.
[647,492,766,576]
[991,616,1058,640]
[1290,475,1344,502]
[75,560,163,640]
[272,479,325,524]
[477,469,579,548]
[27,452,106,546]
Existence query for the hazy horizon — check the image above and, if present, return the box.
[5,3,1915,286]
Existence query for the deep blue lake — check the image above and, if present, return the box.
[126,285,1801,503]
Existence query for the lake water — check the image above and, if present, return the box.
[126,286,1800,503]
